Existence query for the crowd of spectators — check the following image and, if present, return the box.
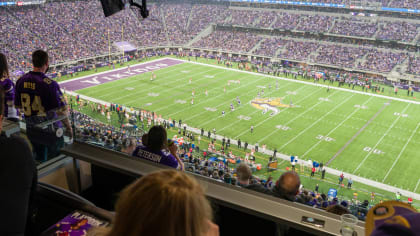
[376,21,419,43]
[1,1,419,76]
[358,50,408,73]
[192,30,263,53]
[407,56,420,75]
[331,19,378,38]
[227,9,261,27]
[315,45,371,68]
[253,38,289,57]
[296,15,336,33]
[279,41,320,61]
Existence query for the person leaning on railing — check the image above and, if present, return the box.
[132,125,184,170]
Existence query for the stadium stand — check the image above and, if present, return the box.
[2,0,420,235]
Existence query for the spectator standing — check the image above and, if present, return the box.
[347,178,353,189]
[15,50,72,160]
[0,53,19,122]
[339,173,344,184]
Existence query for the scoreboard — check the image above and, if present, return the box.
[0,0,45,6]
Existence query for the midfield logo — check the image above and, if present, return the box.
[251,97,292,115]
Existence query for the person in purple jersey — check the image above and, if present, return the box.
[15,50,72,160]
[133,125,184,170]
[0,53,19,122]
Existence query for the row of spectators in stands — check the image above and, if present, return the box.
[293,0,419,9]
[1,1,419,74]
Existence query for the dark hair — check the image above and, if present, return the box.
[146,126,167,152]
[0,85,4,116]
[0,53,9,79]
[32,50,49,68]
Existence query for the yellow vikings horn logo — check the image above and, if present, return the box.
[251,98,292,115]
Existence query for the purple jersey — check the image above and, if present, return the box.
[0,77,18,118]
[15,71,66,126]
[132,144,178,168]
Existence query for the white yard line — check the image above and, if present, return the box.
[301,96,374,158]
[258,90,339,144]
[98,67,218,101]
[83,63,190,96]
[353,103,411,174]
[415,179,420,193]
[213,83,306,132]
[69,92,420,201]
[235,87,324,140]
[382,122,420,182]
[164,73,268,117]
[278,94,355,150]
[169,58,420,105]
[197,82,291,129]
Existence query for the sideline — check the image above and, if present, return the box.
[63,58,420,201]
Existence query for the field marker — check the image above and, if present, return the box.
[353,103,411,174]
[165,72,270,119]
[278,94,355,150]
[415,179,420,193]
[103,67,219,102]
[234,86,323,139]
[302,96,374,157]
[326,100,391,166]
[256,90,338,143]
[79,61,188,96]
[382,122,420,182]
[214,83,304,132]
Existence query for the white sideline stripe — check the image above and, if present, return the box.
[415,179,420,193]
[67,91,420,201]
[302,96,374,158]
[169,58,420,105]
[382,122,420,182]
[59,57,171,84]
[353,103,411,174]
[278,94,355,150]
[200,81,291,130]
[235,87,323,140]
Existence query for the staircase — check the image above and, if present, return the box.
[186,24,214,47]
[185,6,194,32]
[249,37,265,54]
[268,14,278,29]
[328,19,338,33]
[159,6,170,45]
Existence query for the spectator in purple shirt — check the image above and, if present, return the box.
[132,125,184,170]
[0,53,18,122]
[15,50,72,160]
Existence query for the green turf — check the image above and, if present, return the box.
[72,99,419,209]
[74,59,420,196]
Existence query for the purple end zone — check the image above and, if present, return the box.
[59,58,184,91]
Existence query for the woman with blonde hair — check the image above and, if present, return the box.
[90,169,219,236]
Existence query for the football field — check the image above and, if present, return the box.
[68,58,420,194]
